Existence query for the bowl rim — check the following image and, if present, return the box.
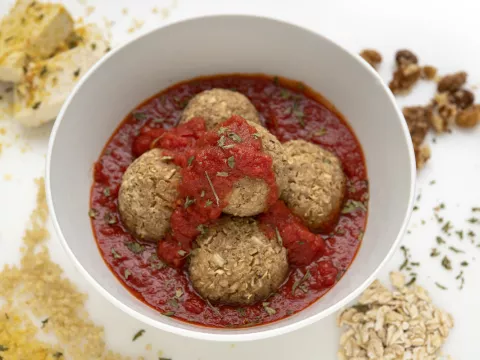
[46,13,416,342]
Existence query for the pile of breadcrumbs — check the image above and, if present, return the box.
[337,272,454,360]
[0,179,133,360]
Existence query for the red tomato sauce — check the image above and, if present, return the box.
[90,74,368,328]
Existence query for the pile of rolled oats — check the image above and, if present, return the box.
[337,272,454,360]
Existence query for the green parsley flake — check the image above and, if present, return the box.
[184,196,196,208]
[441,256,452,270]
[314,128,327,137]
[435,282,447,290]
[280,89,290,99]
[125,241,145,254]
[205,171,220,206]
[111,248,121,259]
[442,221,452,233]
[132,111,147,120]
[168,298,179,308]
[292,270,311,295]
[228,132,242,142]
[448,246,464,253]
[187,156,195,166]
[196,224,208,235]
[263,302,276,316]
[275,227,283,246]
[132,329,145,341]
[436,236,446,245]
[124,269,132,279]
[227,156,235,169]
[430,248,440,257]
[175,288,184,299]
[104,212,117,225]
[341,200,367,214]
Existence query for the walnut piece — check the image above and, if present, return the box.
[437,71,467,92]
[429,112,448,133]
[337,272,454,360]
[359,49,382,69]
[415,145,431,169]
[395,49,418,67]
[389,64,422,94]
[421,65,437,80]
[456,105,480,128]
[402,106,431,148]
[448,89,475,109]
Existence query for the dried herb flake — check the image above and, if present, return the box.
[263,302,276,316]
[448,246,464,254]
[184,196,196,208]
[227,156,235,169]
[132,329,145,341]
[125,241,145,254]
[205,171,219,206]
[441,256,452,270]
[342,200,367,214]
[111,248,121,259]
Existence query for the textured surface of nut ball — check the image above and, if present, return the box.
[180,88,260,130]
[223,121,288,217]
[118,148,180,242]
[188,216,288,305]
[282,140,346,231]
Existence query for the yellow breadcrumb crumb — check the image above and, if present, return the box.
[0,178,133,359]
[160,8,170,20]
[127,18,144,34]
[85,5,95,16]
[3,173,12,181]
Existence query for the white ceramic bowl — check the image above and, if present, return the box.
[46,15,415,342]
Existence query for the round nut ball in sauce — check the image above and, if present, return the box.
[282,140,346,232]
[222,121,289,217]
[118,148,180,242]
[188,216,289,306]
[180,88,261,130]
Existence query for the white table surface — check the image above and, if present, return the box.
[1,0,479,359]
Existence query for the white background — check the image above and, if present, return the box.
[0,0,479,359]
